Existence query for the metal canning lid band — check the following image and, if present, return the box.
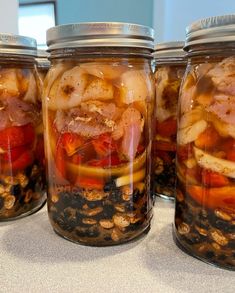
[46,22,154,50]
[185,14,235,49]
[0,34,37,56]
[153,41,185,59]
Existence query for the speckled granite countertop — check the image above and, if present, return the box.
[0,198,234,293]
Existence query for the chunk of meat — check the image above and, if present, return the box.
[155,67,181,122]
[55,108,113,138]
[112,107,143,161]
[119,70,152,104]
[23,72,37,104]
[81,101,122,120]
[0,68,20,98]
[0,97,41,131]
[80,63,125,80]
[48,66,114,110]
[208,57,235,95]
[206,94,235,124]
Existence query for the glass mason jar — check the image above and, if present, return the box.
[43,22,155,246]
[174,15,235,270]
[153,42,186,200]
[36,49,50,82]
[0,34,46,220]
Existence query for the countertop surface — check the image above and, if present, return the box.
[0,198,234,293]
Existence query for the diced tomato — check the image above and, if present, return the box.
[0,124,35,150]
[35,136,45,166]
[187,185,235,211]
[3,150,34,172]
[60,132,84,156]
[156,118,177,137]
[76,177,104,189]
[177,144,193,162]
[201,170,229,187]
[154,141,176,152]
[1,145,28,162]
[195,126,220,149]
[88,154,121,167]
[92,133,117,157]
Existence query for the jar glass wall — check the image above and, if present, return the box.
[153,42,186,200]
[0,35,46,220]
[43,23,155,246]
[174,15,235,270]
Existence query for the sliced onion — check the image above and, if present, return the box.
[66,150,146,179]
[194,146,235,178]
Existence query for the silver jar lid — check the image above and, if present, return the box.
[0,34,37,56]
[185,14,235,49]
[46,22,154,50]
[153,41,185,59]
[36,49,50,68]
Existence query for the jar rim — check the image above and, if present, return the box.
[0,33,37,56]
[153,41,186,60]
[46,22,154,51]
[36,49,50,68]
[185,14,235,49]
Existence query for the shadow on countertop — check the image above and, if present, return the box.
[143,221,235,293]
[1,208,146,264]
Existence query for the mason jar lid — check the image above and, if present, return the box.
[46,22,154,51]
[153,41,185,59]
[185,14,235,49]
[36,49,50,68]
[0,34,37,56]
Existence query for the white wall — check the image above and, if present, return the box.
[153,0,235,42]
[0,0,18,34]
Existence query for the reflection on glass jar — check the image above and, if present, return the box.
[43,22,155,246]
[153,42,186,200]
[36,49,50,82]
[0,34,46,220]
[174,15,235,270]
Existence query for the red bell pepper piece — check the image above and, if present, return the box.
[201,170,229,188]
[154,141,176,152]
[0,124,35,150]
[1,145,28,162]
[195,126,220,149]
[71,153,82,164]
[92,133,117,157]
[156,118,177,137]
[187,185,235,211]
[3,150,34,172]
[76,177,104,189]
[60,132,84,156]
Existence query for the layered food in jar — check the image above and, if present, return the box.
[0,64,46,220]
[175,56,235,269]
[43,57,154,245]
[154,63,185,199]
